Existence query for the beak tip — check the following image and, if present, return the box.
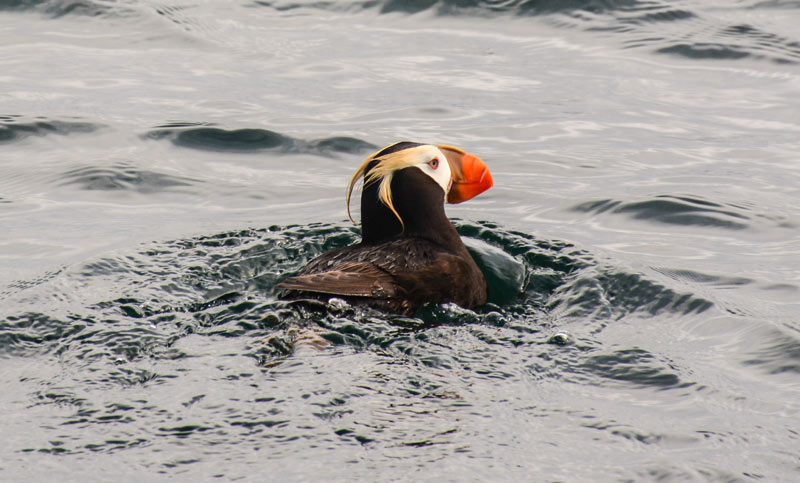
[440,146,493,204]
[482,168,493,188]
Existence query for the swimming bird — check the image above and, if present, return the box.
[277,141,493,315]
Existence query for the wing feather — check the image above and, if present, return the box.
[277,237,485,310]
[277,261,400,298]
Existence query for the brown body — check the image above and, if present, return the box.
[277,142,492,315]
[278,237,486,315]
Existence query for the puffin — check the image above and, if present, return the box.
[277,141,493,315]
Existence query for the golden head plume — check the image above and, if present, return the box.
[346,144,439,231]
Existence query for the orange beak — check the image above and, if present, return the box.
[439,145,494,204]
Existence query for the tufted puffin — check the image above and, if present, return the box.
[277,141,493,315]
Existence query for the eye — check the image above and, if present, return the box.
[428,157,439,170]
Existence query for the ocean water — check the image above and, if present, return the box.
[1,0,799,480]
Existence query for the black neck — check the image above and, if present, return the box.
[360,166,464,252]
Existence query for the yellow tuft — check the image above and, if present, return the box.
[437,144,465,155]
[346,144,438,231]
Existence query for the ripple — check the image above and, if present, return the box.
[3,219,785,478]
[250,1,800,65]
[573,195,751,230]
[251,0,656,17]
[0,0,130,17]
[144,124,376,155]
[0,312,85,357]
[1,220,714,366]
[526,339,695,390]
[56,162,199,193]
[653,268,753,288]
[579,347,687,388]
[551,267,714,321]
[743,330,800,375]
[656,43,752,62]
[1,267,65,300]
[599,3,800,64]
[0,116,102,144]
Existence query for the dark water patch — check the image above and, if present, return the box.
[145,126,294,152]
[657,43,752,61]
[21,441,74,455]
[310,136,378,155]
[51,315,186,369]
[0,218,710,441]
[0,220,715,366]
[585,425,666,446]
[463,237,526,306]
[750,0,800,9]
[1,267,65,300]
[743,331,800,375]
[82,438,149,453]
[458,221,591,311]
[655,23,800,64]
[528,341,691,389]
[103,367,178,387]
[653,268,753,289]
[32,390,89,408]
[581,418,695,448]
[611,6,800,64]
[251,0,650,17]
[0,223,510,366]
[573,195,751,230]
[0,0,129,17]
[571,198,622,215]
[634,465,756,482]
[0,312,85,357]
[158,424,214,438]
[56,162,199,194]
[619,7,696,24]
[579,347,686,388]
[550,267,714,321]
[0,116,102,144]
[0,220,715,383]
[144,124,376,156]
[229,418,290,429]
[3,221,775,475]
[251,0,800,65]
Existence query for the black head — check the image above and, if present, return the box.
[358,142,461,249]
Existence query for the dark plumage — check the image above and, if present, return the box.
[277,141,493,315]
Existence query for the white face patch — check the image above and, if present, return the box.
[413,146,452,197]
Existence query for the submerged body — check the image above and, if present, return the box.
[281,237,486,315]
[278,142,493,315]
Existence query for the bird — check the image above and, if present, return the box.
[277,141,493,315]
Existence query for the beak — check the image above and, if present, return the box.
[439,145,494,204]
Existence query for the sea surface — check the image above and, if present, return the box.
[1,0,799,481]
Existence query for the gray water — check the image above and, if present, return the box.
[1,0,799,481]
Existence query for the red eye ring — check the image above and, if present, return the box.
[428,158,439,169]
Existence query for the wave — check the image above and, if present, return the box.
[573,195,752,230]
[7,1,798,65]
[1,221,713,365]
[252,0,655,16]
[0,0,131,17]
[643,18,800,65]
[56,161,200,193]
[743,329,800,375]
[144,123,377,155]
[0,220,759,464]
[0,115,102,144]
[249,0,800,64]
